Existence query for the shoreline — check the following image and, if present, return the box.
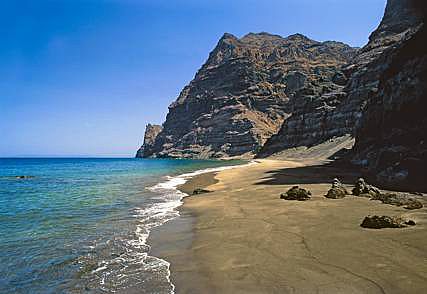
[145,161,253,293]
[149,159,427,293]
[178,171,219,196]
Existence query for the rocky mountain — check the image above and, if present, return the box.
[137,0,426,191]
[258,0,423,157]
[137,32,356,158]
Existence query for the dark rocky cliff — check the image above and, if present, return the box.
[258,0,423,157]
[138,33,356,158]
[352,0,426,191]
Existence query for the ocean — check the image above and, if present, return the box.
[0,158,242,293]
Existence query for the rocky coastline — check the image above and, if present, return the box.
[137,0,427,192]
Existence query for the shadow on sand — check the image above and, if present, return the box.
[255,161,361,186]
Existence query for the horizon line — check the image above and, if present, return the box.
[0,155,135,159]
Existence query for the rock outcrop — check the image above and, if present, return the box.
[192,188,211,195]
[360,215,416,229]
[138,33,355,159]
[371,193,423,210]
[136,124,163,158]
[325,178,348,199]
[352,178,381,198]
[280,186,311,201]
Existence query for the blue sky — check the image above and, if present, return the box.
[0,0,386,157]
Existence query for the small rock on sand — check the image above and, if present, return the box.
[325,178,348,199]
[192,188,211,195]
[352,178,380,197]
[281,186,311,201]
[360,215,416,229]
[371,193,423,210]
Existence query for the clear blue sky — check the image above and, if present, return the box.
[0,0,386,157]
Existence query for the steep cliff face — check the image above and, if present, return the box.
[140,33,356,158]
[368,0,422,42]
[352,1,426,191]
[136,124,163,158]
[258,0,423,158]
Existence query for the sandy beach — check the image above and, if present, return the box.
[149,159,427,294]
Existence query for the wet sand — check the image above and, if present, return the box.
[149,159,427,294]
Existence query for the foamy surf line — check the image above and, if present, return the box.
[142,160,258,293]
[150,160,257,191]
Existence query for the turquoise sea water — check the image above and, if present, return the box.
[0,158,240,293]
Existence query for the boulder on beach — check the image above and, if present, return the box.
[352,178,380,197]
[192,188,211,195]
[371,193,423,210]
[325,178,348,199]
[360,215,416,229]
[404,201,424,210]
[281,186,311,201]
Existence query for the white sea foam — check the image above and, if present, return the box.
[135,160,257,293]
[75,161,258,293]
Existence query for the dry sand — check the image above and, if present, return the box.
[149,159,427,294]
